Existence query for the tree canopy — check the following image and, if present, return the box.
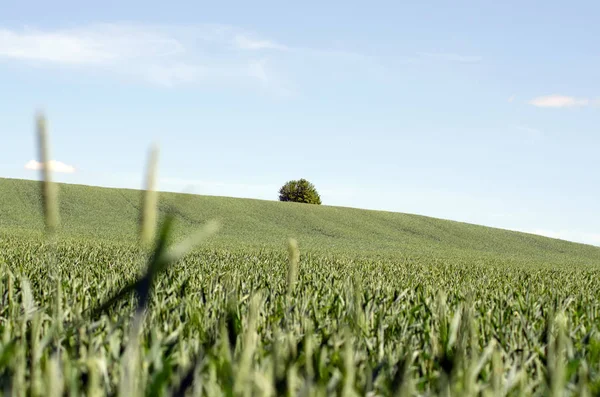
[278,179,322,205]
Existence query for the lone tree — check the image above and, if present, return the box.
[279,179,322,205]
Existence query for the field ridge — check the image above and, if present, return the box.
[2,176,600,267]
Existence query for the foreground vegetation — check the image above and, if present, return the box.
[2,227,600,396]
[1,118,600,395]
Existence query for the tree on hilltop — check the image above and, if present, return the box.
[278,179,322,205]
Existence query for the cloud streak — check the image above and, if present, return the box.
[418,52,482,63]
[233,34,288,51]
[0,24,290,89]
[0,25,186,65]
[0,23,383,97]
[24,160,76,173]
[0,23,481,95]
[528,94,591,108]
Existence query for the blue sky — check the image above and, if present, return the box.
[1,0,600,245]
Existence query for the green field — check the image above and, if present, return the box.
[1,176,599,396]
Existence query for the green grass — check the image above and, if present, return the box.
[1,176,600,396]
[2,176,600,267]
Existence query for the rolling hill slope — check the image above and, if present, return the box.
[1,176,599,267]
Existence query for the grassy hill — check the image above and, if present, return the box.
[2,176,599,267]
[2,176,600,394]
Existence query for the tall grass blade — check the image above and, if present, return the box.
[287,238,300,296]
[36,112,59,235]
[89,215,219,320]
[139,144,159,248]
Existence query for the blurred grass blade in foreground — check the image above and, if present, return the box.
[287,238,299,295]
[139,144,159,248]
[90,215,220,320]
[36,112,59,235]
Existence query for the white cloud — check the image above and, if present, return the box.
[0,25,184,65]
[0,24,387,96]
[24,160,76,173]
[233,34,287,51]
[0,24,288,89]
[528,95,590,108]
[3,23,486,95]
[418,52,482,63]
[0,29,113,64]
[508,95,515,103]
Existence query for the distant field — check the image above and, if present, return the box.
[2,177,600,266]
[1,176,599,395]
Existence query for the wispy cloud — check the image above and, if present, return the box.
[508,95,515,103]
[0,25,186,65]
[0,24,291,90]
[528,94,591,108]
[0,23,390,96]
[233,34,288,51]
[1,23,485,95]
[24,160,76,173]
[418,52,482,63]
